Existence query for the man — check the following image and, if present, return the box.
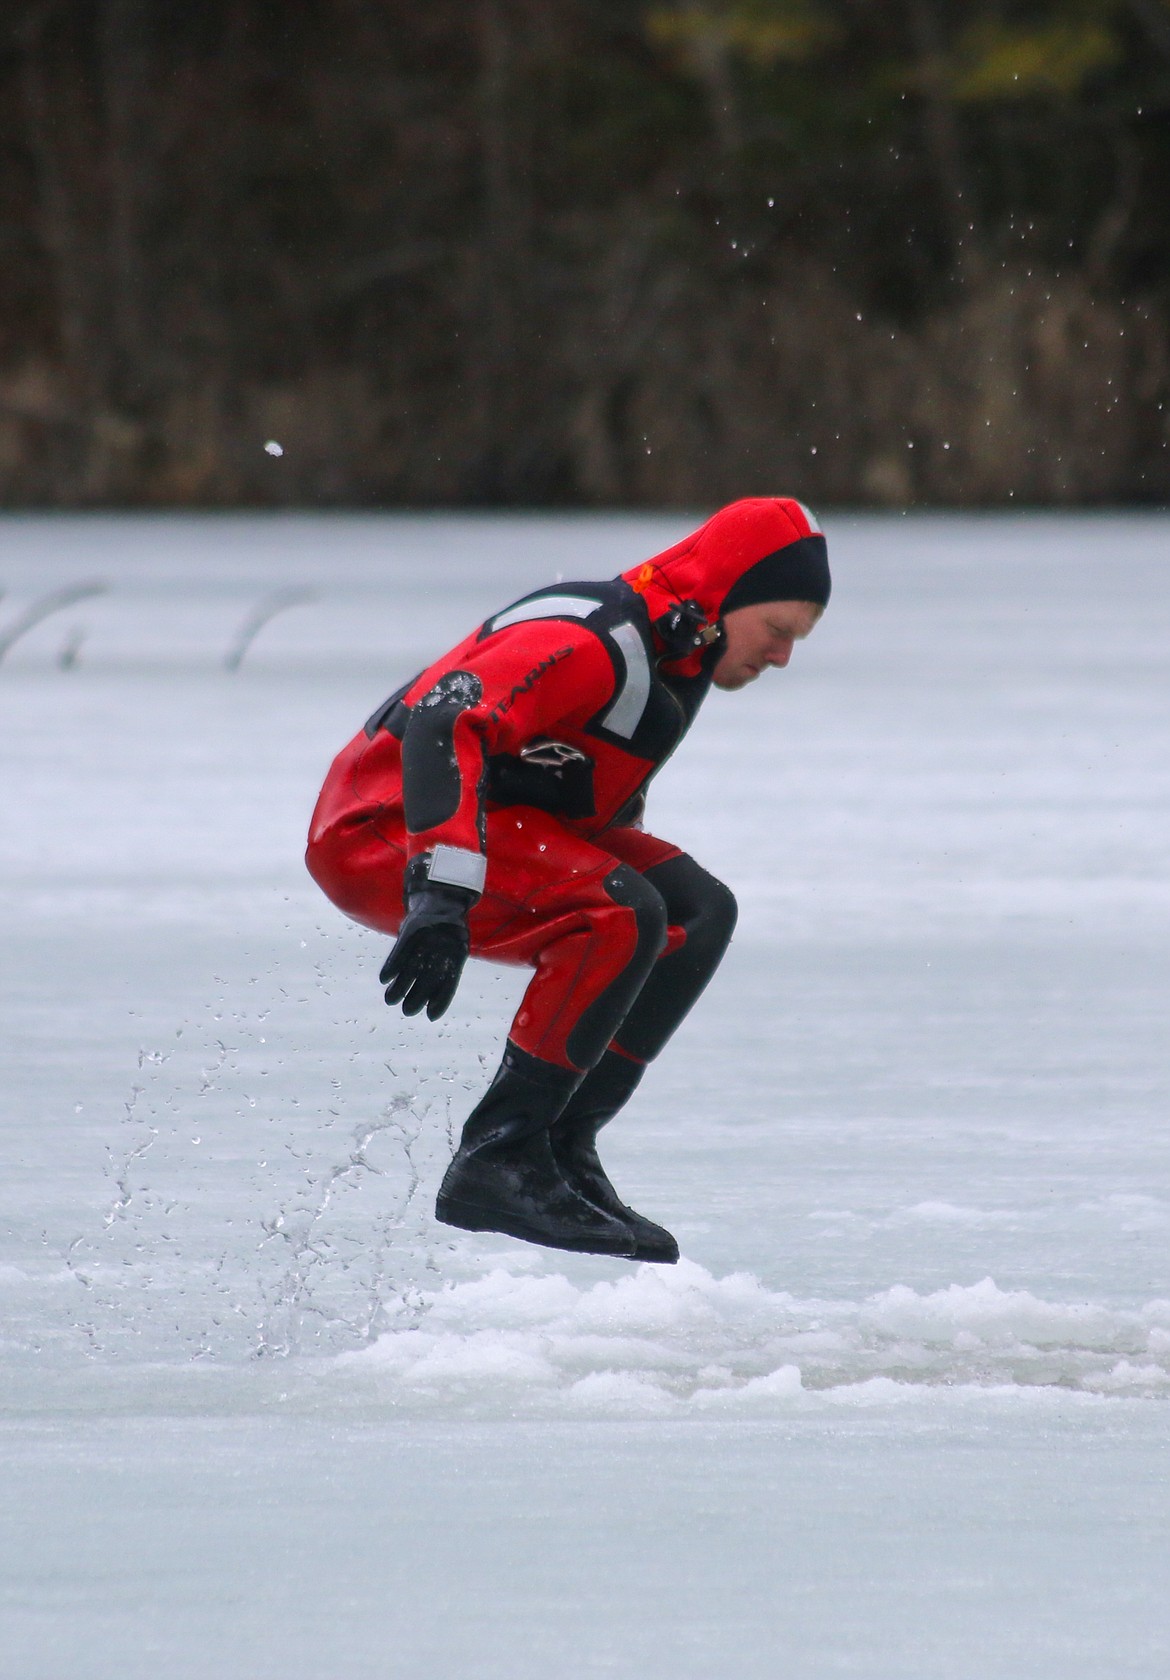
[306,496,830,1263]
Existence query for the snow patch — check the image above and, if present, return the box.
[335,1259,1170,1415]
[896,1201,1018,1225]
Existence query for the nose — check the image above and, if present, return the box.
[767,641,794,668]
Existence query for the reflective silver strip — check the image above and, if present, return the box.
[601,621,651,740]
[793,499,822,535]
[427,845,487,895]
[488,594,600,633]
[520,739,588,766]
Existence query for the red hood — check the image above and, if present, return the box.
[620,496,824,668]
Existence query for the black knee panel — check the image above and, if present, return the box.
[646,855,737,972]
[603,863,670,958]
[563,865,668,1072]
[610,854,737,1064]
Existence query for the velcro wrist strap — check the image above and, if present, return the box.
[426,845,487,895]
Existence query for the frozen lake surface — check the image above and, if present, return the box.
[2,510,1169,1676]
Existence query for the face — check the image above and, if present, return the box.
[711,599,823,691]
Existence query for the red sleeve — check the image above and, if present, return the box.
[401,620,616,874]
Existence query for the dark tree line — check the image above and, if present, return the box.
[2,0,1170,506]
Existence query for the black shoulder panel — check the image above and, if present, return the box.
[476,582,614,642]
[482,578,712,766]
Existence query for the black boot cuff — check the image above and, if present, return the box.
[501,1040,583,1096]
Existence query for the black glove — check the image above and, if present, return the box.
[380,858,475,1020]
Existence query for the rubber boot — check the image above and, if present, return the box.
[436,1046,637,1257]
[550,1051,679,1265]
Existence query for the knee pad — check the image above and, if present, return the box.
[646,855,737,966]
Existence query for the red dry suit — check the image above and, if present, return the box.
[307,497,824,1072]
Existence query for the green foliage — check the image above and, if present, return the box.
[3,0,1170,504]
[949,15,1121,102]
[645,0,838,68]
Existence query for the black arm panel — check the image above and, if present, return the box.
[401,670,484,834]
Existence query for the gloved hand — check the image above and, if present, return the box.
[380,859,475,1020]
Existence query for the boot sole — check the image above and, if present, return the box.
[630,1240,679,1265]
[436,1192,637,1258]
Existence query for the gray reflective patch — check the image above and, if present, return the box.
[427,845,487,894]
[488,594,600,633]
[520,738,589,767]
[602,621,651,740]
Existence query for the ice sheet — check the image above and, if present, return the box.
[2,511,1169,1677]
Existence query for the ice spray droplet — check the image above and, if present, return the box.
[264,440,284,457]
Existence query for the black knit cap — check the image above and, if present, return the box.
[721,534,831,614]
